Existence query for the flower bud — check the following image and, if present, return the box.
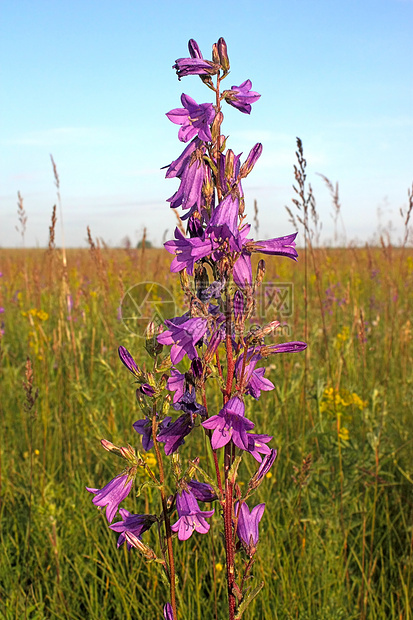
[224,149,235,182]
[205,330,224,362]
[260,341,308,357]
[145,321,156,339]
[124,532,157,561]
[256,259,266,286]
[180,268,190,290]
[240,143,263,178]
[119,445,138,463]
[211,111,223,142]
[162,394,172,416]
[188,39,202,59]
[233,290,244,320]
[191,357,203,378]
[212,42,220,64]
[249,449,278,490]
[195,264,209,298]
[140,383,156,397]
[217,37,230,72]
[101,439,119,453]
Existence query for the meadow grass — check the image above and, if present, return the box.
[0,241,412,619]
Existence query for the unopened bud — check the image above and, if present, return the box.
[139,383,156,397]
[188,38,202,59]
[211,111,224,142]
[191,357,203,378]
[195,264,210,298]
[225,149,235,181]
[119,444,138,463]
[180,268,190,290]
[212,42,220,64]
[101,439,119,453]
[260,341,308,357]
[162,394,172,416]
[240,143,263,178]
[217,37,230,72]
[156,354,172,372]
[233,290,244,320]
[256,259,266,286]
[249,449,278,490]
[145,321,156,339]
[125,532,157,561]
[205,330,224,362]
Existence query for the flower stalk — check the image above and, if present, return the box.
[87,37,306,619]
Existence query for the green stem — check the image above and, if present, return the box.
[152,414,177,618]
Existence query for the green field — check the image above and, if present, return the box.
[0,243,412,619]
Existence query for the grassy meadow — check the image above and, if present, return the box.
[0,236,412,619]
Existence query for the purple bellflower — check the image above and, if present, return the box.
[206,193,241,249]
[166,141,209,216]
[250,233,298,259]
[173,388,206,419]
[201,396,255,450]
[233,232,298,288]
[156,413,195,455]
[86,474,133,523]
[246,433,273,462]
[109,508,157,550]
[233,251,253,289]
[133,415,172,451]
[171,490,214,541]
[235,349,275,399]
[167,368,186,403]
[235,501,265,553]
[166,94,215,143]
[173,39,219,80]
[164,228,217,275]
[157,316,208,364]
[223,80,261,114]
[260,341,308,356]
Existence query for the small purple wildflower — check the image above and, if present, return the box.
[206,194,241,248]
[173,40,219,80]
[235,501,265,552]
[246,433,273,462]
[157,316,208,364]
[167,368,186,403]
[201,397,255,450]
[235,349,275,399]
[171,490,214,541]
[86,474,133,523]
[173,388,206,419]
[164,228,216,275]
[133,415,172,451]
[109,508,156,550]
[156,413,194,455]
[223,80,261,114]
[166,94,215,143]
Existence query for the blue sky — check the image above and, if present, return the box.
[1,0,412,247]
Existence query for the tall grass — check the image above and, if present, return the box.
[0,228,412,617]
